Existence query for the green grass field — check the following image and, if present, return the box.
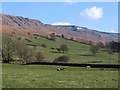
[2,36,119,88]
[2,64,118,88]
[30,37,118,64]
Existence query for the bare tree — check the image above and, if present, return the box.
[2,37,15,63]
[60,44,69,53]
[53,56,70,63]
[90,45,99,56]
[35,51,44,62]
[107,49,114,64]
[16,40,35,64]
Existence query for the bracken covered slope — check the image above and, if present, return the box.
[1,13,119,44]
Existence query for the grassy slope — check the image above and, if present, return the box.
[2,35,119,88]
[2,64,118,88]
[31,37,118,64]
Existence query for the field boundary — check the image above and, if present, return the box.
[1,88,119,90]
[26,62,120,68]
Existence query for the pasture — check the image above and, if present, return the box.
[2,64,118,88]
[30,37,118,64]
[2,35,119,88]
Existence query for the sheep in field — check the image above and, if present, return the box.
[57,67,66,71]
[57,68,61,71]
[86,66,91,69]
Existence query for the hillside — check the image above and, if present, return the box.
[31,37,118,64]
[2,14,119,89]
[1,13,119,44]
[54,25,118,43]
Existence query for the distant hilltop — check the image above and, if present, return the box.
[1,13,119,44]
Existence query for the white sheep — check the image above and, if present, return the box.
[57,67,66,71]
[86,66,91,69]
[57,68,61,71]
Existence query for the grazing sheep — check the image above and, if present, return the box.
[57,68,61,71]
[63,67,65,69]
[61,67,65,70]
[57,67,66,71]
[86,66,91,69]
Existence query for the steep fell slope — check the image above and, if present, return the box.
[1,14,119,44]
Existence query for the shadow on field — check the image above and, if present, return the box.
[101,49,108,52]
[78,53,94,56]
[88,60,103,63]
[49,51,60,53]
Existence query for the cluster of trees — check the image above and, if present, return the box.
[90,40,120,54]
[107,41,120,52]
[2,35,119,64]
[2,37,45,64]
[106,41,120,63]
[89,41,118,63]
[2,36,70,64]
